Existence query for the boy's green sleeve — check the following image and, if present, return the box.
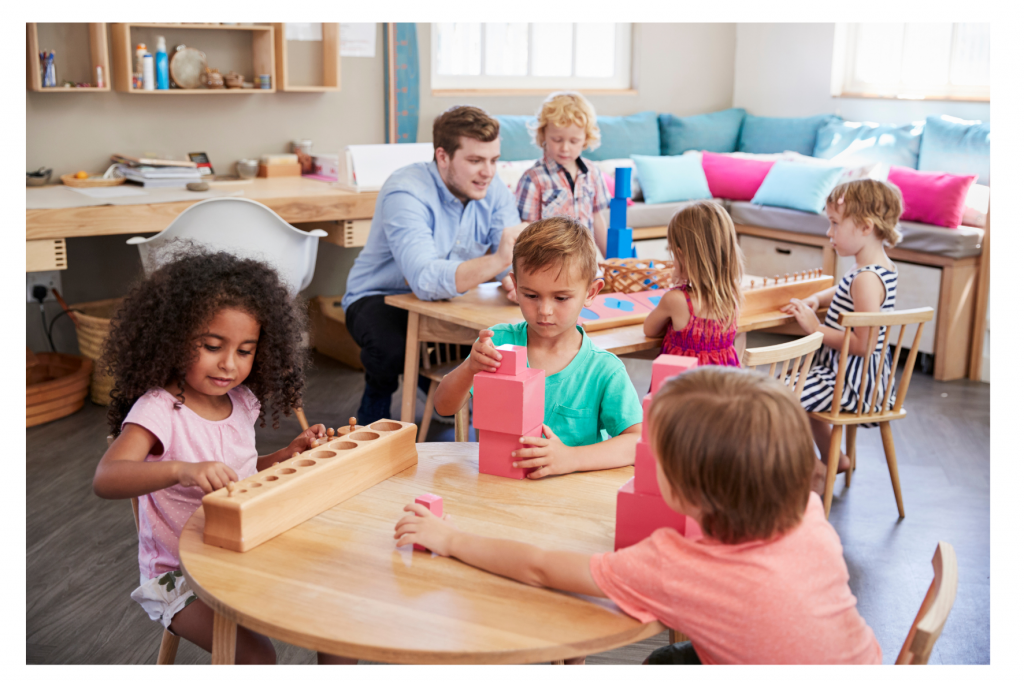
[598,361,644,438]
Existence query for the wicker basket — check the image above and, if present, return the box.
[600,258,676,293]
[27,353,92,427]
[60,174,126,188]
[72,298,123,406]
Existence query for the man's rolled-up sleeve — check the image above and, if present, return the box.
[489,183,525,282]
[382,191,460,301]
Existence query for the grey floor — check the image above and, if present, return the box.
[26,335,989,664]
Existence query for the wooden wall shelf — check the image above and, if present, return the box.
[273,23,340,92]
[110,23,276,94]
[27,23,110,92]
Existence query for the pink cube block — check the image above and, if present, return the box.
[641,393,653,441]
[651,355,698,395]
[614,478,702,550]
[634,438,659,496]
[413,493,443,551]
[473,367,545,434]
[494,344,528,376]
[478,425,543,479]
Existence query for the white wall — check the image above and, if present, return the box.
[733,23,990,124]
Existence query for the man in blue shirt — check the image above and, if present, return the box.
[344,106,525,424]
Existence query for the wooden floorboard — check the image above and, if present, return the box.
[26,344,989,664]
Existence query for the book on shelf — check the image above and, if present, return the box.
[111,153,198,168]
[116,164,202,188]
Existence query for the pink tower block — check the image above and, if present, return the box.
[478,425,543,479]
[494,344,528,376]
[634,438,659,496]
[614,478,702,550]
[641,393,653,441]
[473,367,545,434]
[413,493,444,551]
[651,355,698,394]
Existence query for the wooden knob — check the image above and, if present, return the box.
[763,277,767,287]
[227,482,236,497]
[326,427,335,437]
[349,417,358,431]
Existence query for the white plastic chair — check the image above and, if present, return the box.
[128,197,327,429]
[127,197,327,297]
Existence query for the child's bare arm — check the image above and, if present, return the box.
[258,424,328,470]
[514,423,642,478]
[642,289,689,338]
[592,209,609,258]
[782,276,885,355]
[93,424,237,498]
[394,504,606,598]
[434,329,503,416]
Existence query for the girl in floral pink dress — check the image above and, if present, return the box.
[643,201,744,367]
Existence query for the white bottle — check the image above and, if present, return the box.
[142,53,155,91]
[134,43,147,88]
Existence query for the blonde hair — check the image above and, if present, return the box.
[649,366,816,544]
[825,178,904,247]
[512,217,598,285]
[666,201,744,325]
[530,91,601,151]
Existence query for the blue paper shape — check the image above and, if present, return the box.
[579,308,599,320]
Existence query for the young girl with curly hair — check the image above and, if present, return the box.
[93,249,353,664]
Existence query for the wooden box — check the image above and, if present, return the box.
[258,163,301,178]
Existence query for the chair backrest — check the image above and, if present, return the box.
[742,332,824,397]
[126,197,327,296]
[896,541,958,664]
[830,308,935,418]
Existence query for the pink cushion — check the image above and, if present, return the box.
[887,165,977,229]
[602,171,633,206]
[701,152,775,201]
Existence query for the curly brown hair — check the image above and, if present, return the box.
[101,247,309,436]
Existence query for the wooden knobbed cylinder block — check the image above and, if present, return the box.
[202,419,418,552]
[742,275,834,316]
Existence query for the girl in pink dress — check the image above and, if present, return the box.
[643,201,744,367]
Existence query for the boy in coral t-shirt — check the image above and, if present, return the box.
[395,366,882,664]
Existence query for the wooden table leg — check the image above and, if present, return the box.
[401,311,420,423]
[211,610,237,665]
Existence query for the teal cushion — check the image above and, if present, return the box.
[739,114,840,156]
[582,111,661,161]
[630,154,712,204]
[814,120,924,168]
[918,115,990,186]
[658,108,746,155]
[494,115,541,161]
[751,161,844,214]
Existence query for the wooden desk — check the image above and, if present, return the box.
[386,278,805,423]
[178,442,662,664]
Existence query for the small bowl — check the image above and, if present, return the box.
[27,169,52,187]
[236,159,259,179]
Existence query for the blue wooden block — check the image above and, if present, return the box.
[610,197,628,231]
[614,167,632,199]
[607,227,633,259]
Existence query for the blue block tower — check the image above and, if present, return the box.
[607,167,634,259]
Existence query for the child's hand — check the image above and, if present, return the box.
[501,273,519,304]
[178,461,238,494]
[394,503,459,555]
[513,425,577,479]
[287,424,327,455]
[468,329,503,374]
[782,298,821,334]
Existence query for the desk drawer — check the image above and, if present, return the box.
[739,235,823,278]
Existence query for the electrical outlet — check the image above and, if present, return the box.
[26,271,62,303]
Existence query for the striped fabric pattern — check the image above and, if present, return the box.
[799,264,899,426]
[513,156,610,232]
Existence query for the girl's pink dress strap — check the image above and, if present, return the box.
[659,286,740,367]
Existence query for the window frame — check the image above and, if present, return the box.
[430,23,637,96]
[831,23,990,102]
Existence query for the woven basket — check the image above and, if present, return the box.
[27,353,92,427]
[72,298,123,406]
[60,174,126,188]
[600,258,675,293]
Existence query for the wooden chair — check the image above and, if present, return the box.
[130,497,181,665]
[811,308,935,519]
[741,331,824,397]
[418,342,470,443]
[896,541,958,664]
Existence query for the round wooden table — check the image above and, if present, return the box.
[179,442,664,664]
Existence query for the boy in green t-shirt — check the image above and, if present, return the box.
[433,216,643,478]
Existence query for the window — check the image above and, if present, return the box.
[831,23,989,101]
[431,23,633,93]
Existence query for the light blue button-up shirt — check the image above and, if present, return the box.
[342,161,521,311]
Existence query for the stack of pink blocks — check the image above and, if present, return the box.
[472,344,546,479]
[615,355,704,550]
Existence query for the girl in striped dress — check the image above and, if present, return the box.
[643,201,743,367]
[782,179,904,492]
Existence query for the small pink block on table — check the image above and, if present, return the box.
[651,354,698,394]
[633,438,659,496]
[494,344,528,376]
[614,478,702,550]
[478,425,543,479]
[413,494,443,551]
[473,367,545,434]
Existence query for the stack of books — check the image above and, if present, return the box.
[111,154,202,189]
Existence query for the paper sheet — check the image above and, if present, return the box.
[345,143,434,191]
[285,23,322,41]
[339,23,377,57]
[27,186,243,210]
[69,186,148,199]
